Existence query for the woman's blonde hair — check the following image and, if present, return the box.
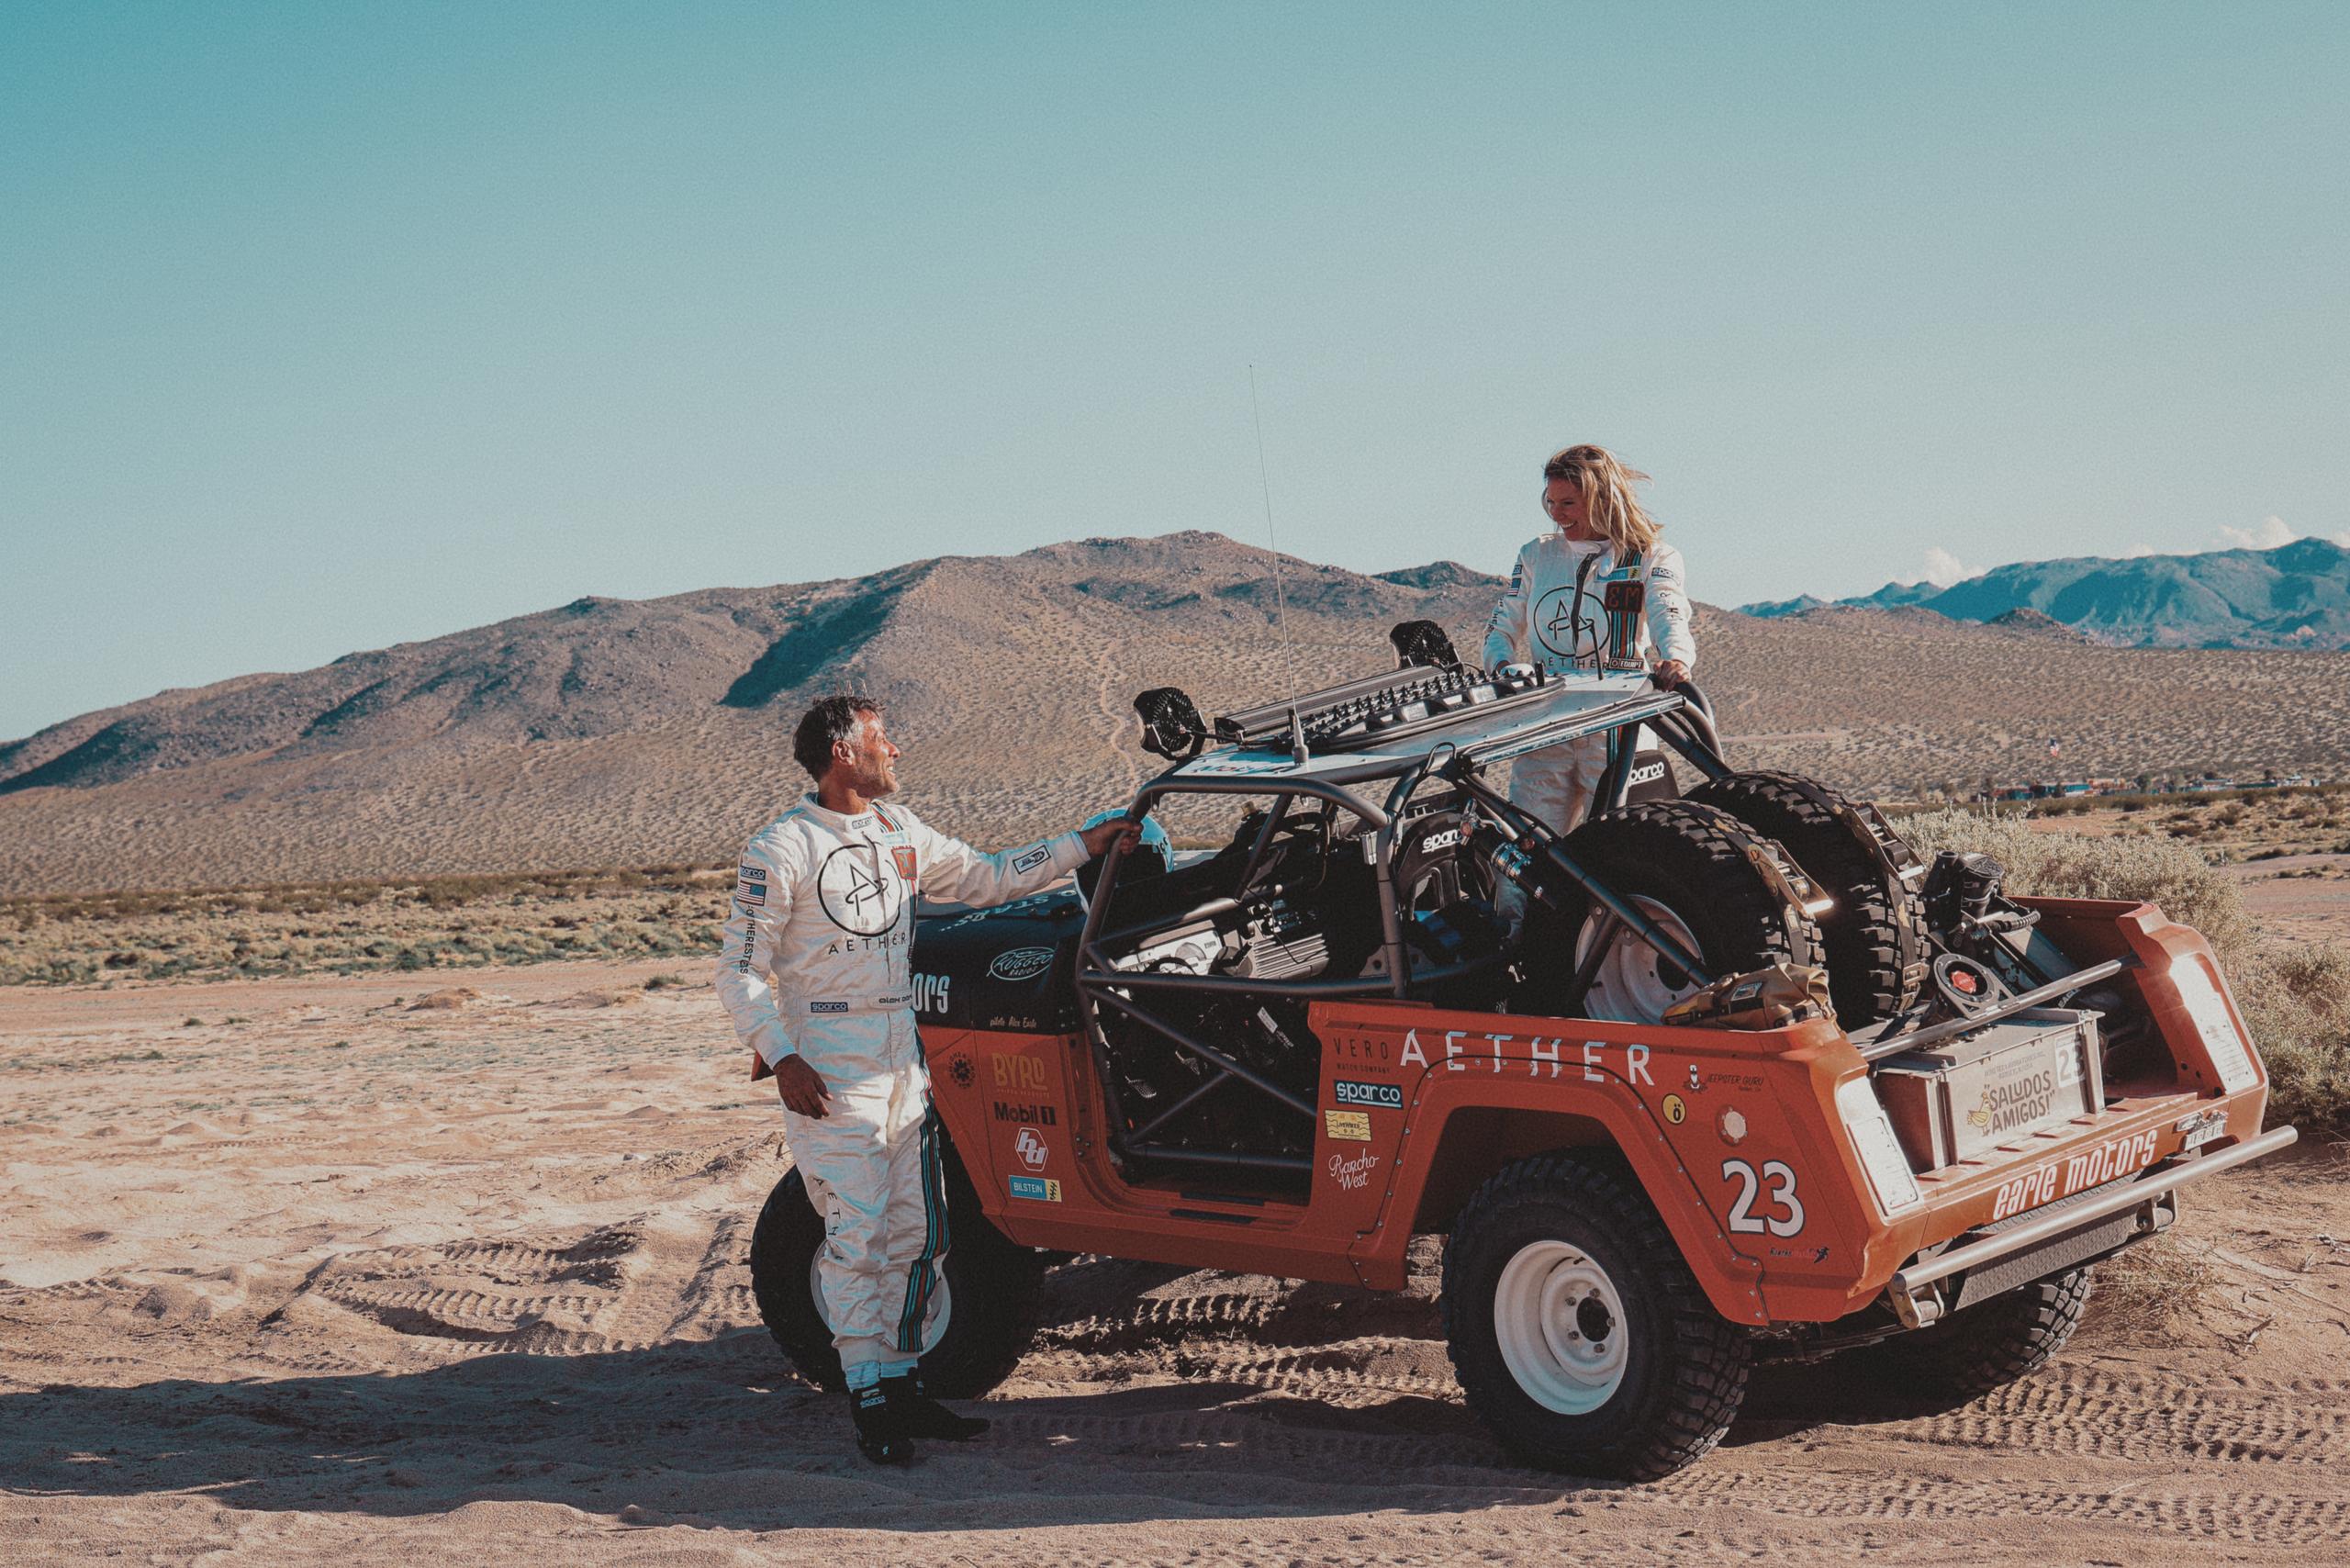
[1544,443,1661,556]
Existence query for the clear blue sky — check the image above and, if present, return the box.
[4,1,2344,742]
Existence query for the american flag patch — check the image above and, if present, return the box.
[736,879,766,906]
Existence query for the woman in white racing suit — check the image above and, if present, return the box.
[1483,442,1695,836]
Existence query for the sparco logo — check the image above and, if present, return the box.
[1333,1080,1404,1109]
[989,946,1056,982]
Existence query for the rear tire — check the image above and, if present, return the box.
[1685,770,1929,1027]
[749,1142,1046,1397]
[1886,1267,2093,1398]
[1519,800,1823,1023]
[1442,1152,1750,1480]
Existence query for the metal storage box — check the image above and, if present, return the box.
[1872,1008,2104,1173]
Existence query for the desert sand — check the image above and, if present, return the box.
[5,958,2347,1566]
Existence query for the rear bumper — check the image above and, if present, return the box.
[1886,1126,2299,1327]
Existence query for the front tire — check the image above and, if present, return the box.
[1442,1152,1750,1480]
[748,1144,1046,1397]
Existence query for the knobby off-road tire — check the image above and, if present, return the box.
[1685,770,1930,1028]
[1442,1152,1751,1481]
[1519,800,1823,1023]
[748,1142,1046,1398]
[1881,1266,2094,1399]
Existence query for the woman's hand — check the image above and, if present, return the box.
[1651,659,1689,689]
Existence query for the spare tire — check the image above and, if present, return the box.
[1684,771,1929,1028]
[1517,800,1824,1024]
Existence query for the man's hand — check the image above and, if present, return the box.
[772,1054,833,1117]
[1651,659,1690,689]
[1080,815,1143,860]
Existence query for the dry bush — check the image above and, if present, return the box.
[1899,808,2255,958]
[2081,1234,2219,1340]
[1899,808,2350,1141]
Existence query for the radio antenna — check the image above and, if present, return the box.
[1248,364,1292,659]
[1248,365,1310,764]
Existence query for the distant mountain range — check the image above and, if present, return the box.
[6,532,2350,894]
[1740,537,2350,649]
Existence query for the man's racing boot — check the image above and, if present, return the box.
[848,1382,912,1464]
[881,1372,989,1441]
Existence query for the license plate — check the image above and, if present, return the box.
[2176,1108,2228,1151]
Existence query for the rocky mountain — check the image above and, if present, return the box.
[1740,538,2350,649]
[6,532,2349,894]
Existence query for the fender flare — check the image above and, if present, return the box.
[1368,1070,1771,1325]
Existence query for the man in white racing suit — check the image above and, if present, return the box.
[1484,442,1696,837]
[715,693,1136,1463]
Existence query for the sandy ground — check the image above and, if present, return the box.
[2226,853,2350,948]
[6,960,2349,1566]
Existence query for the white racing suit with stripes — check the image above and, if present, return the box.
[715,794,1088,1375]
[1483,534,1696,836]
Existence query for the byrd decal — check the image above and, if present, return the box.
[991,1053,1049,1093]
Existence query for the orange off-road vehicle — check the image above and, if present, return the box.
[749,621,2296,1479]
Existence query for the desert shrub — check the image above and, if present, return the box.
[1898,808,2255,960]
[2232,943,2350,1141]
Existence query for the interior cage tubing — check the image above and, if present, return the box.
[1116,1141,1314,1174]
[1087,986,1318,1119]
[1071,772,1396,1172]
[1598,725,1632,812]
[1856,956,2136,1062]
[1126,1067,1237,1145]
[1371,744,1457,997]
[1236,792,1292,897]
[1076,963,1434,999]
[1447,771,1717,989]
[1652,711,1735,782]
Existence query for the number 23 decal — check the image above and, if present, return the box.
[1722,1158,1805,1238]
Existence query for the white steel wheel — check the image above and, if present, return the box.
[809,1252,953,1355]
[1574,895,1705,1024]
[1492,1238,1630,1415]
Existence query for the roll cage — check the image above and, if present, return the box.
[1073,651,1740,1182]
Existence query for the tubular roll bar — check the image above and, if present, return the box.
[1444,770,1716,989]
[1069,678,1734,1179]
[1857,957,2137,1062]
